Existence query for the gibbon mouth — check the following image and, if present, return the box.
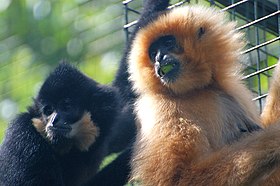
[47,125,71,137]
[46,112,72,135]
[155,61,180,82]
[48,125,71,132]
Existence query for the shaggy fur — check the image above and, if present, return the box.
[107,0,171,154]
[0,63,119,186]
[91,1,172,185]
[261,59,280,127]
[128,5,280,185]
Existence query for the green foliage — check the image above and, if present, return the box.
[99,152,121,171]
[243,31,279,97]
[0,120,6,143]
[0,0,125,141]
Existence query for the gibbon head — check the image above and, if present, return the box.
[128,5,245,96]
[30,63,100,153]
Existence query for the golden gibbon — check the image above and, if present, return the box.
[261,60,280,127]
[258,60,280,186]
[128,5,280,185]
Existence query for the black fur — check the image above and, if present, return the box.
[0,113,64,186]
[0,1,173,185]
[91,0,172,185]
[108,0,171,153]
[0,63,120,186]
[112,0,170,101]
[86,148,133,186]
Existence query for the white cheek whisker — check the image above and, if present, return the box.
[46,112,57,127]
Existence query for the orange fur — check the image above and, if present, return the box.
[261,60,280,127]
[127,5,280,185]
[129,6,258,122]
[71,112,100,151]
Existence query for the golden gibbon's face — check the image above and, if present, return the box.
[128,6,244,96]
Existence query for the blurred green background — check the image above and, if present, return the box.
[0,0,279,143]
[0,0,142,142]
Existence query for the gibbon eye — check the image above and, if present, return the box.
[198,27,206,38]
[43,105,54,116]
[149,50,157,63]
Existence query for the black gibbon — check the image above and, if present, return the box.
[0,1,171,185]
[128,4,280,185]
[107,0,171,153]
[90,0,172,185]
[0,63,120,186]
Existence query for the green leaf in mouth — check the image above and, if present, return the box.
[161,64,174,75]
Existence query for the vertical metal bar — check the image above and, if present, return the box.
[262,2,268,68]
[209,0,216,6]
[278,0,280,47]
[254,0,263,111]
[123,1,129,43]
[245,0,253,90]
[230,0,236,20]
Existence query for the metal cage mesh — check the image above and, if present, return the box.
[123,0,280,112]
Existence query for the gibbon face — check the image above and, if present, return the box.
[31,64,99,152]
[129,6,245,96]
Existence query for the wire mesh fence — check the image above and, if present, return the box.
[123,0,280,112]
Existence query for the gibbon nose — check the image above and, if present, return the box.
[48,112,59,126]
[155,50,168,63]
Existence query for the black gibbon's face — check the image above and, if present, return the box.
[40,98,84,139]
[128,6,244,96]
[32,64,100,152]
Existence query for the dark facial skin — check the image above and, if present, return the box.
[40,98,84,139]
[148,35,182,83]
